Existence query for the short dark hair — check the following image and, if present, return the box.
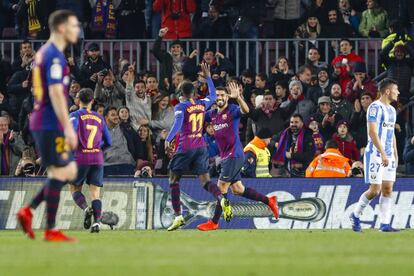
[275,80,288,90]
[340,38,353,47]
[48,10,77,32]
[291,113,304,122]
[379,78,398,94]
[95,103,105,111]
[256,72,268,82]
[308,47,320,54]
[297,65,312,75]
[216,86,228,94]
[104,106,117,118]
[134,80,146,87]
[389,20,403,33]
[263,90,276,99]
[20,40,31,48]
[180,81,195,97]
[325,139,338,149]
[78,88,94,104]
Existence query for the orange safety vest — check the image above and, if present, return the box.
[305,149,351,178]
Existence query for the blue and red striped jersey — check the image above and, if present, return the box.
[70,108,111,165]
[166,77,217,152]
[30,43,70,131]
[206,104,244,159]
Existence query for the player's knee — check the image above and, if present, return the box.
[381,187,393,197]
[230,183,244,195]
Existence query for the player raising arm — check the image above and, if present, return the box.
[165,63,231,231]
[350,78,400,232]
[17,10,81,242]
[69,88,112,233]
[197,81,279,231]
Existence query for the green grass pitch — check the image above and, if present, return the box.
[1,229,414,276]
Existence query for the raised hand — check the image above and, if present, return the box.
[200,62,211,78]
[228,81,241,99]
[159,27,169,37]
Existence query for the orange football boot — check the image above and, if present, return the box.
[44,229,78,242]
[268,196,279,220]
[17,207,35,239]
[197,220,219,231]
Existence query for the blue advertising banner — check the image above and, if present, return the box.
[0,178,413,230]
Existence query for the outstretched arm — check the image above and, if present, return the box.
[166,105,184,142]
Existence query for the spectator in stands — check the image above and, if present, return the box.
[305,47,326,75]
[272,114,315,177]
[18,92,33,146]
[311,96,344,140]
[153,0,196,39]
[118,106,131,124]
[80,43,110,89]
[241,70,255,99]
[294,13,321,49]
[380,43,414,104]
[68,80,81,108]
[297,65,313,96]
[306,139,351,178]
[183,48,233,81]
[281,80,314,122]
[403,128,414,175]
[307,116,325,155]
[143,93,174,142]
[126,67,152,130]
[194,4,232,39]
[249,90,297,137]
[349,161,364,177]
[136,125,154,165]
[117,0,146,39]
[12,40,34,73]
[152,27,186,90]
[307,66,332,104]
[270,0,311,38]
[308,0,337,26]
[330,83,353,121]
[331,38,364,92]
[94,69,126,109]
[168,72,184,100]
[95,103,106,116]
[275,81,288,104]
[268,57,294,86]
[344,62,377,104]
[338,0,360,32]
[242,128,272,178]
[381,20,412,59]
[350,92,373,152]
[103,107,136,176]
[69,91,80,113]
[90,0,118,38]
[7,58,32,119]
[332,120,360,162]
[320,8,356,38]
[0,116,24,176]
[359,0,389,38]
[134,161,154,178]
[145,74,160,98]
[254,73,269,95]
[0,55,12,93]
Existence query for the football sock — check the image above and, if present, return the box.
[379,195,392,225]
[29,185,46,209]
[353,193,370,218]
[72,191,88,210]
[242,187,269,205]
[91,199,102,223]
[170,182,181,215]
[204,181,223,201]
[211,200,222,224]
[44,178,66,229]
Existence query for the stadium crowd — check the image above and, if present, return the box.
[1,0,414,178]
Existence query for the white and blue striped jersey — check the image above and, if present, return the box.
[366,100,396,158]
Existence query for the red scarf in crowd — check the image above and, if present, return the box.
[273,128,305,166]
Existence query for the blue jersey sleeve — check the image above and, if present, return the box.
[46,54,66,86]
[70,112,79,131]
[200,77,216,109]
[367,104,381,123]
[205,110,212,123]
[230,104,242,119]
[166,104,185,142]
[102,120,112,149]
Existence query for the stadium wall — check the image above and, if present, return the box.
[1,178,413,230]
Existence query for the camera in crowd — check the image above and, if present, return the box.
[350,161,364,177]
[134,161,153,178]
[99,69,109,77]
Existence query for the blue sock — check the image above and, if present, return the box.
[91,199,102,223]
[72,191,88,210]
[45,179,66,229]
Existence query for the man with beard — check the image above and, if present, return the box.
[152,27,187,90]
[196,82,279,231]
[320,9,355,38]
[79,43,110,90]
[344,62,378,104]
[272,114,315,177]
[306,66,333,105]
[310,96,344,141]
[249,90,297,136]
[330,83,353,121]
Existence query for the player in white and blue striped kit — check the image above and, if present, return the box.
[350,78,400,232]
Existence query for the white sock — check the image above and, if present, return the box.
[353,194,370,218]
[379,195,392,225]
